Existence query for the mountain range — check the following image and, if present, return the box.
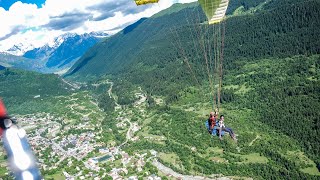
[0,32,108,73]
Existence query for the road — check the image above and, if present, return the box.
[106,80,121,110]
[106,80,132,148]
[60,78,80,89]
[119,119,133,147]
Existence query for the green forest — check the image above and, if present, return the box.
[93,54,320,179]
[75,0,320,179]
[0,68,73,114]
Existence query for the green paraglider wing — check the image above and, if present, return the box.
[198,0,229,24]
[134,0,159,6]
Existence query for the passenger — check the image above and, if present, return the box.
[218,115,236,141]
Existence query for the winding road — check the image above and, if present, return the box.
[106,81,121,109]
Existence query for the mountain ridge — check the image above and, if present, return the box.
[23,32,109,73]
[0,32,108,73]
[66,0,320,79]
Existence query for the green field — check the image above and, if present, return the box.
[45,171,64,180]
[232,153,268,164]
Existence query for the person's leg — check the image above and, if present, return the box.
[218,127,223,139]
[225,127,233,135]
[205,121,211,134]
[225,127,236,140]
[212,128,217,136]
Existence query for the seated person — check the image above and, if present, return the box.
[205,111,224,137]
[218,115,236,141]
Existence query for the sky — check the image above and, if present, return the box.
[0,0,196,52]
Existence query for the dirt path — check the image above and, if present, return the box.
[60,78,80,89]
[249,135,261,146]
[105,81,121,110]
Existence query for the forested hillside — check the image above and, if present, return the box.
[0,53,41,72]
[91,54,320,179]
[66,0,320,78]
[65,0,320,178]
[0,68,73,114]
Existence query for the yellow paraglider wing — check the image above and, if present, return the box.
[198,0,229,24]
[134,0,159,6]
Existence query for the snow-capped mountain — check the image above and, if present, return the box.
[5,43,35,56]
[47,33,79,49]
[21,31,108,73]
[0,31,108,73]
[0,52,12,56]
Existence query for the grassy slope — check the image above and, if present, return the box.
[0,68,73,114]
[0,68,104,125]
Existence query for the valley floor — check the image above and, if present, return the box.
[1,54,320,179]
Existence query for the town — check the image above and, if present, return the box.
[0,90,167,180]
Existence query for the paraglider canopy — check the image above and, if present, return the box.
[134,0,159,6]
[134,0,229,24]
[198,0,229,24]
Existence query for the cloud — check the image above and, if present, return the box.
[0,2,43,39]
[43,12,93,31]
[87,0,149,21]
[0,0,198,51]
[0,0,45,10]
[0,26,24,41]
